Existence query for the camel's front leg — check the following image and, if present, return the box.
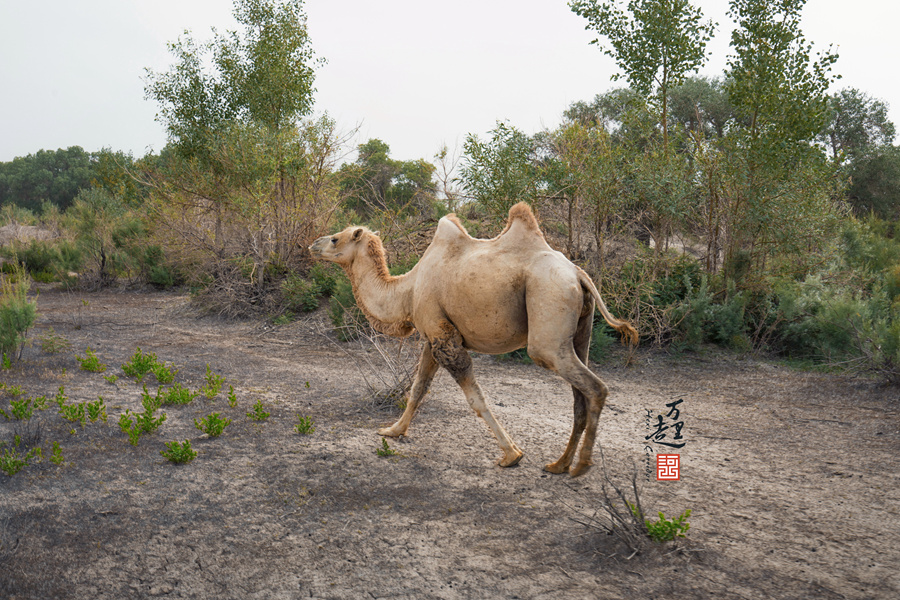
[378,343,439,438]
[430,323,523,468]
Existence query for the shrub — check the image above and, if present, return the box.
[329,273,367,341]
[160,439,197,463]
[0,262,37,360]
[294,414,315,435]
[195,413,231,437]
[246,399,269,421]
[121,347,159,381]
[76,347,107,372]
[161,382,199,405]
[281,274,321,313]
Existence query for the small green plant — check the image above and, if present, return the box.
[1,353,10,370]
[59,401,87,426]
[634,505,692,543]
[32,395,48,411]
[151,361,177,384]
[54,385,67,408]
[7,385,23,397]
[76,347,107,372]
[10,397,35,420]
[160,382,199,405]
[118,387,167,445]
[201,364,225,399]
[246,399,269,421]
[0,262,37,362]
[50,441,64,465]
[376,437,397,457]
[38,327,71,354]
[194,413,232,437]
[121,347,159,382]
[160,439,198,463]
[294,414,315,435]
[0,438,41,476]
[103,374,119,384]
[227,385,237,407]
[86,397,108,423]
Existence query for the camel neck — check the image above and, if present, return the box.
[347,251,415,337]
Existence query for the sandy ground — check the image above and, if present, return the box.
[1,287,898,599]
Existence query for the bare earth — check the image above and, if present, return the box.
[1,287,898,599]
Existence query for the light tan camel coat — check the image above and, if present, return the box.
[309,203,637,476]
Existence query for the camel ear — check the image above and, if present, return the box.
[351,228,364,241]
[372,230,380,237]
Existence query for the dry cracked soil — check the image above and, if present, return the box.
[1,286,899,599]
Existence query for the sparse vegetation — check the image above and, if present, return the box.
[76,347,106,373]
[294,415,315,435]
[160,439,197,464]
[376,437,398,457]
[200,364,225,399]
[195,413,232,437]
[246,399,270,422]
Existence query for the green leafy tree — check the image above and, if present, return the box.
[141,0,344,314]
[460,122,540,220]
[716,0,840,282]
[0,147,95,212]
[145,0,319,160]
[818,88,895,165]
[339,139,436,214]
[667,76,733,140]
[846,146,900,219]
[569,0,715,149]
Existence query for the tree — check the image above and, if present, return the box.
[460,122,541,220]
[667,76,733,140]
[818,88,896,164]
[338,139,436,215]
[144,0,320,161]
[846,145,900,219]
[0,147,95,212]
[718,0,840,282]
[569,0,715,149]
[141,0,341,315]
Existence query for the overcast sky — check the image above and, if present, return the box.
[1,0,898,163]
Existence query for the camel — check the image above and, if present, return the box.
[309,203,637,477]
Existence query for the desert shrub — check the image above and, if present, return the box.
[329,273,367,341]
[602,250,704,345]
[673,278,749,351]
[281,274,321,313]
[309,262,338,296]
[768,219,900,383]
[0,263,37,360]
[589,320,616,363]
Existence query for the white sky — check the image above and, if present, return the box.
[0,0,898,163]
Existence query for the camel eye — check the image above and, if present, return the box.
[331,238,338,245]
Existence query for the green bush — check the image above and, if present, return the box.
[281,274,321,313]
[329,273,367,341]
[673,278,749,351]
[0,263,37,359]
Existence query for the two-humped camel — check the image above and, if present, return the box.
[309,203,637,477]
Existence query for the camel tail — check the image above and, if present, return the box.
[577,269,639,347]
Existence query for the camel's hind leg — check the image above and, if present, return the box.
[431,322,523,467]
[529,308,608,478]
[378,343,440,438]
[543,309,592,474]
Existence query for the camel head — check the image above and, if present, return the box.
[308,226,379,266]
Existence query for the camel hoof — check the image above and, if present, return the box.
[569,461,592,478]
[498,450,523,468]
[377,426,404,437]
[543,461,569,475]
